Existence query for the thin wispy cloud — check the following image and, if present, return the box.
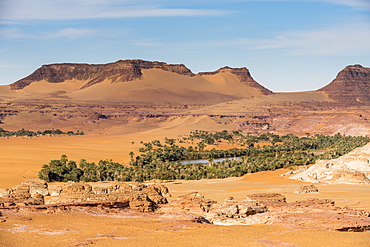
[230,0,370,9]
[0,27,98,39]
[317,0,370,8]
[156,23,370,56]
[0,27,25,39]
[51,28,98,39]
[1,0,232,20]
[248,23,370,55]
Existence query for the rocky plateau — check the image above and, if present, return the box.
[288,142,370,184]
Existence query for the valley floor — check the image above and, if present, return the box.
[1,169,370,247]
[1,132,370,246]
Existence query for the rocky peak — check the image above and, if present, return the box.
[318,64,370,105]
[199,66,272,95]
[10,59,195,90]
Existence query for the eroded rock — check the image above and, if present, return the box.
[245,193,286,203]
[159,192,216,215]
[290,143,370,184]
[0,180,169,213]
[295,185,319,194]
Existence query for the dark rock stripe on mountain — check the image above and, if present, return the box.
[9,60,272,96]
[318,65,370,105]
[10,60,195,90]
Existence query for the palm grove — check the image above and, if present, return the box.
[38,130,370,182]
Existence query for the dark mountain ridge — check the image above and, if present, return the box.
[9,59,272,95]
[8,60,370,106]
[318,64,370,105]
[10,60,194,90]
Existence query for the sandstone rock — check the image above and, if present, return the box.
[17,179,49,196]
[245,193,286,203]
[43,181,169,212]
[143,183,171,197]
[0,189,44,207]
[262,198,370,231]
[318,64,370,105]
[0,189,10,197]
[48,185,62,196]
[331,171,370,184]
[290,143,370,184]
[141,184,170,204]
[61,182,93,195]
[198,66,272,95]
[159,192,216,215]
[206,196,267,223]
[1,180,170,214]
[206,196,370,230]
[295,185,319,194]
[129,193,157,212]
[10,60,195,90]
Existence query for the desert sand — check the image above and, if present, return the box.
[1,132,370,246]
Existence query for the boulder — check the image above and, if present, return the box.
[207,196,267,220]
[159,192,216,215]
[129,193,157,212]
[245,193,286,203]
[0,189,10,197]
[295,185,319,194]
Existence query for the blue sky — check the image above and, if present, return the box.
[0,0,369,92]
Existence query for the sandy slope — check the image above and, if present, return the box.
[68,69,262,103]
[0,69,266,104]
[193,91,332,114]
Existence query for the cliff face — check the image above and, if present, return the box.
[318,65,370,105]
[9,60,273,96]
[10,60,195,90]
[199,66,273,95]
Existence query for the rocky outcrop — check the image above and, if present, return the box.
[202,195,370,231]
[160,192,370,231]
[10,60,195,90]
[199,66,272,95]
[205,196,267,225]
[0,179,48,207]
[262,198,370,231]
[159,192,216,215]
[318,64,370,105]
[0,180,170,212]
[245,193,286,203]
[159,193,267,225]
[46,182,168,212]
[295,184,319,194]
[290,143,370,184]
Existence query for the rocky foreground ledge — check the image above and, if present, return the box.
[0,179,369,232]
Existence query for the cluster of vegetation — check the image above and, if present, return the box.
[0,128,84,137]
[38,131,370,182]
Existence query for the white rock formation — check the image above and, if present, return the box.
[290,143,370,184]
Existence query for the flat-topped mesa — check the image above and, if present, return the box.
[318,64,370,105]
[10,59,195,90]
[199,66,273,95]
